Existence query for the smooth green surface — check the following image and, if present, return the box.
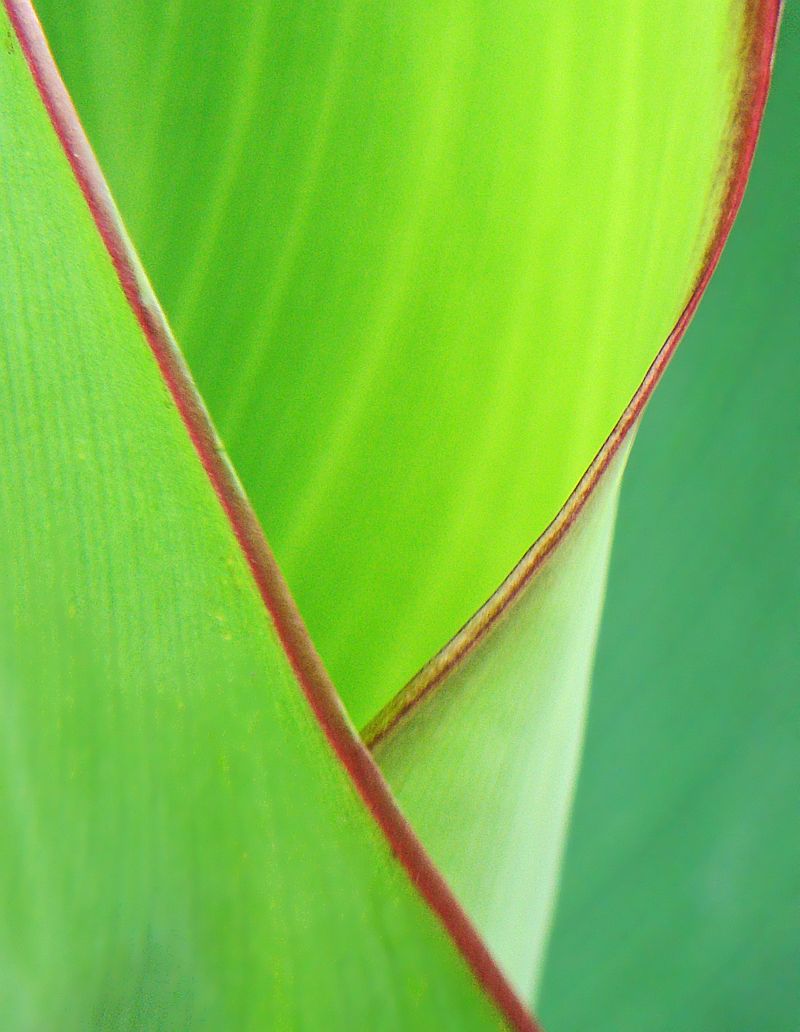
[40,0,750,726]
[375,440,631,1001]
[0,14,510,1029]
[541,11,799,1030]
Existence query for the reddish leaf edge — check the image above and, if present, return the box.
[1,2,541,1029]
[364,0,783,752]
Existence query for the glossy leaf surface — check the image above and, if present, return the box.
[39,0,759,726]
[0,6,531,1028]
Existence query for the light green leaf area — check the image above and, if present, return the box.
[372,438,632,1002]
[0,12,514,1029]
[39,0,751,726]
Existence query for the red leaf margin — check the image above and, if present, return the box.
[1,1,541,1029]
[364,0,783,752]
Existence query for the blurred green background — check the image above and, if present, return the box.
[540,9,799,1030]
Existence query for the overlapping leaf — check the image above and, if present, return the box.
[0,5,533,1027]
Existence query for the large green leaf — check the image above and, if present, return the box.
[365,0,779,1001]
[39,0,764,728]
[0,4,534,1027]
[541,10,799,1029]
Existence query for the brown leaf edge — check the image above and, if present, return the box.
[364,0,782,752]
[1,2,541,1029]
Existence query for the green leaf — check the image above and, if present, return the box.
[366,0,779,1002]
[37,0,770,727]
[541,11,800,1028]
[0,4,534,1027]
[22,0,782,1017]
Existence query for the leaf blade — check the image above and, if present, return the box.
[0,4,536,1027]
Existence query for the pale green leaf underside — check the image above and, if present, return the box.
[39,0,750,727]
[374,439,632,1002]
[0,9,517,1028]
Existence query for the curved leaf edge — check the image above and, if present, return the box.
[3,2,540,1029]
[364,0,782,751]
